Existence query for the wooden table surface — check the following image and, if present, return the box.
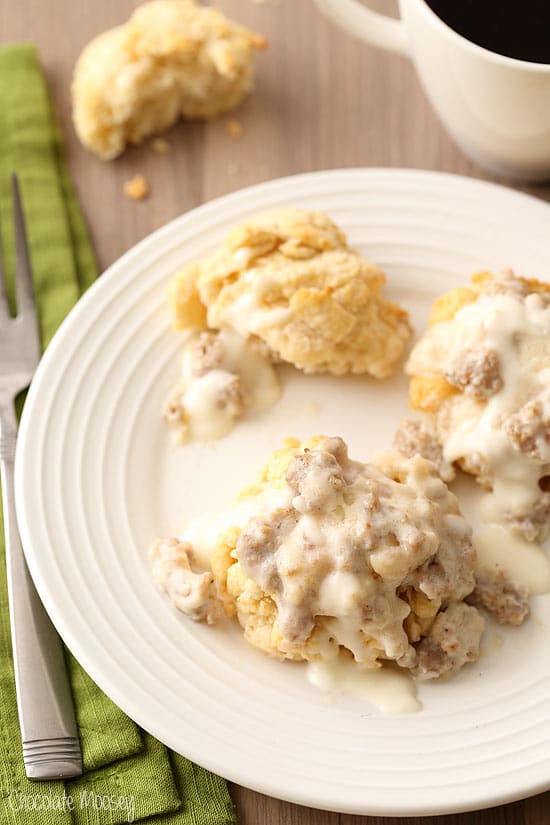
[1,0,549,822]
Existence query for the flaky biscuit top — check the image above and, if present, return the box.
[169,208,412,377]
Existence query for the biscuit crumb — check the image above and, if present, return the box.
[124,174,149,200]
[151,137,170,154]
[250,33,268,48]
[225,119,243,138]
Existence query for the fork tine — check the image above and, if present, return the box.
[0,212,9,318]
[11,173,36,317]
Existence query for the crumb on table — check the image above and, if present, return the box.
[151,137,170,154]
[124,174,150,200]
[225,119,243,138]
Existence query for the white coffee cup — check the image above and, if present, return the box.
[314,0,550,181]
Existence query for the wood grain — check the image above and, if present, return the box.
[0,0,548,823]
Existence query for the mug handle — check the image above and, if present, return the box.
[314,0,410,56]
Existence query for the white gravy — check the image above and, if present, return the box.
[307,653,420,715]
[217,266,292,336]
[440,292,550,527]
[472,523,550,595]
[181,486,292,570]
[168,329,280,443]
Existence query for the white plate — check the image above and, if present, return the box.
[15,169,550,817]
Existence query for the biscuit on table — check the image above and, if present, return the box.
[72,0,266,159]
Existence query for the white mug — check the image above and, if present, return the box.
[314,0,550,181]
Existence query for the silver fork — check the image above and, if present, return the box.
[0,174,82,780]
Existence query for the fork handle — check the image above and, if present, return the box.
[0,405,82,780]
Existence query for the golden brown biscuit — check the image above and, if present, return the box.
[169,208,412,377]
[72,0,266,159]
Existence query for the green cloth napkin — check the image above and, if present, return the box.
[0,44,237,825]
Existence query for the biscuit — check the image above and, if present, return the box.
[208,436,482,679]
[407,269,550,541]
[169,208,412,377]
[72,0,266,159]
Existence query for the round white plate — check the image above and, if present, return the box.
[15,169,550,816]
